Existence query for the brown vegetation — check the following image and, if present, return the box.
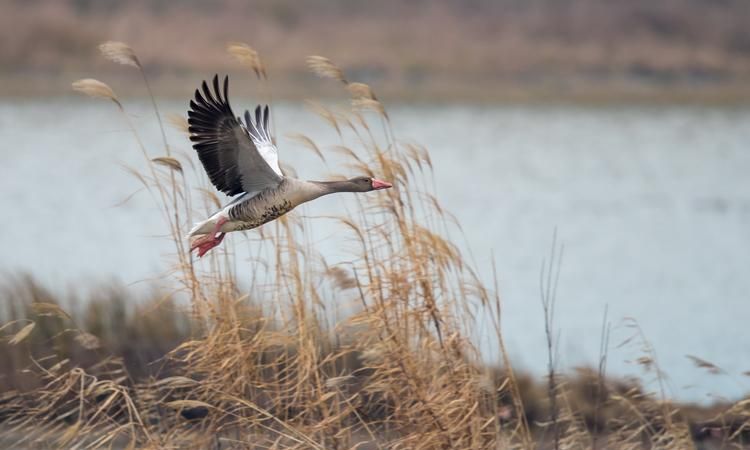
[1,41,749,449]
[3,0,750,101]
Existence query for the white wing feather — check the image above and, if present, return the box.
[244,106,284,178]
[256,143,282,177]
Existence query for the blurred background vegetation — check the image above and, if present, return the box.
[3,0,750,101]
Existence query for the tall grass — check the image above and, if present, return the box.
[1,42,748,449]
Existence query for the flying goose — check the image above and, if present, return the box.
[186,75,392,257]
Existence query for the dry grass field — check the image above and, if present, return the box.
[1,42,749,449]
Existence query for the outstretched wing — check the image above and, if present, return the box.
[187,75,282,196]
[245,105,282,178]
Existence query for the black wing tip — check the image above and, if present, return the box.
[185,74,245,197]
[212,75,221,101]
[189,74,233,117]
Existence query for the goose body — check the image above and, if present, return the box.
[188,178,322,235]
[186,75,392,256]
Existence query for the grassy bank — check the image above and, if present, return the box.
[1,42,749,449]
[1,275,747,448]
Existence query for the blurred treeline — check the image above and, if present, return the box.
[2,0,750,100]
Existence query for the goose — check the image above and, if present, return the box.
[186,75,392,257]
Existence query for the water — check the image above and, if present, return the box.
[2,98,749,403]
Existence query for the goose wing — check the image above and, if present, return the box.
[187,75,282,196]
[244,105,282,178]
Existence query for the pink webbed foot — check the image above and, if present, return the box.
[191,232,226,257]
[190,217,228,257]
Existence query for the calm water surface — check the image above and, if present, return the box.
[1,98,749,403]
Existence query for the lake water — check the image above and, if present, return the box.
[1,98,749,404]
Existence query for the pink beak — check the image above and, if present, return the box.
[371,179,393,190]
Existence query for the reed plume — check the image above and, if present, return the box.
[98,41,141,68]
[306,55,347,84]
[228,42,267,80]
[72,78,121,108]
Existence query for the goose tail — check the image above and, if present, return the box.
[187,219,213,238]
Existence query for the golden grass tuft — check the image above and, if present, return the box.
[228,42,267,79]
[351,97,388,119]
[151,156,183,172]
[98,41,141,68]
[72,78,121,107]
[306,55,347,84]
[8,322,34,345]
[346,82,376,100]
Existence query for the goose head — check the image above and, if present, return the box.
[304,177,393,201]
[347,176,393,192]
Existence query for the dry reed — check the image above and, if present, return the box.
[1,42,746,450]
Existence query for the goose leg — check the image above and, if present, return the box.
[190,217,228,257]
[194,232,225,257]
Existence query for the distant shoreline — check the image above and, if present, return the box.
[4,72,750,105]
